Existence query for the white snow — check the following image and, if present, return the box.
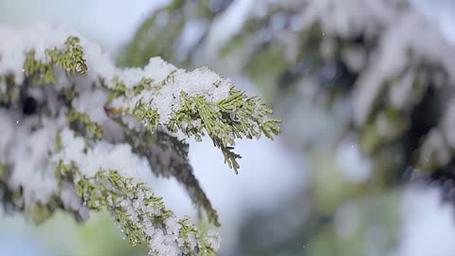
[55,128,153,183]
[8,117,58,205]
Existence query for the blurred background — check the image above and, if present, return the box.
[1,0,455,255]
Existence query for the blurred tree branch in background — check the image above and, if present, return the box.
[121,0,455,255]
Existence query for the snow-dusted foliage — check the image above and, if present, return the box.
[0,24,279,255]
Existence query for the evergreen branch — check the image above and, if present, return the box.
[126,129,221,226]
[0,25,280,255]
[71,167,219,255]
[66,109,104,140]
[167,88,281,173]
[23,36,87,84]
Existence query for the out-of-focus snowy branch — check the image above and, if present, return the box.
[119,0,455,255]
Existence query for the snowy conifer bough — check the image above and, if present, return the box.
[0,25,279,255]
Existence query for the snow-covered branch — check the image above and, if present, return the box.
[0,24,280,255]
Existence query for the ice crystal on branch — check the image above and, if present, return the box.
[0,24,280,255]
